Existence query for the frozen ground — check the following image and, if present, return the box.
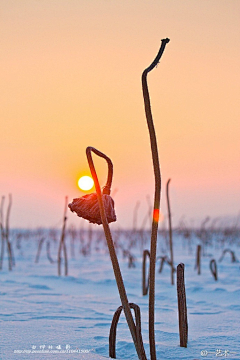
[0,228,239,360]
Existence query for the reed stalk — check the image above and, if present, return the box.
[86,146,147,360]
[142,38,170,360]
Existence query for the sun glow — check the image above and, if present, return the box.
[78,176,94,191]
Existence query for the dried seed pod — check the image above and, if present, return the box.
[68,192,116,225]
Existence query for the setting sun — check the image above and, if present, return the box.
[78,176,94,191]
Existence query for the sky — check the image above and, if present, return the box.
[1,0,240,230]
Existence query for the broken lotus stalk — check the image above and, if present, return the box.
[142,38,170,360]
[69,146,147,360]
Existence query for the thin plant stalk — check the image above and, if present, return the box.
[5,194,13,271]
[195,244,201,275]
[46,240,54,264]
[142,38,170,360]
[58,196,68,276]
[177,263,188,347]
[219,249,237,263]
[35,237,45,263]
[109,303,145,359]
[0,196,5,270]
[166,179,174,285]
[86,147,147,360]
[209,259,218,281]
[142,249,150,296]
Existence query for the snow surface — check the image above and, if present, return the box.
[0,228,240,360]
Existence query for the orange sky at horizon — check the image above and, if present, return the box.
[1,0,240,229]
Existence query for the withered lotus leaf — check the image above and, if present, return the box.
[68,193,116,225]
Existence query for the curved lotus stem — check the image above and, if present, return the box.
[86,146,113,195]
[109,303,145,359]
[86,146,147,360]
[141,38,170,360]
[209,259,218,281]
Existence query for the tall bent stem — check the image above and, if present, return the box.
[141,38,170,360]
[86,147,147,360]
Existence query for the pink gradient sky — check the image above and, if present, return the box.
[1,1,240,229]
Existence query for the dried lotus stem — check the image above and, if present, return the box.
[109,303,145,359]
[0,196,5,270]
[6,194,13,271]
[46,240,54,264]
[219,249,238,263]
[142,249,150,296]
[35,237,45,263]
[86,146,147,360]
[166,179,174,285]
[195,244,201,275]
[58,196,68,276]
[209,259,218,281]
[68,148,116,226]
[177,263,188,348]
[142,38,170,360]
